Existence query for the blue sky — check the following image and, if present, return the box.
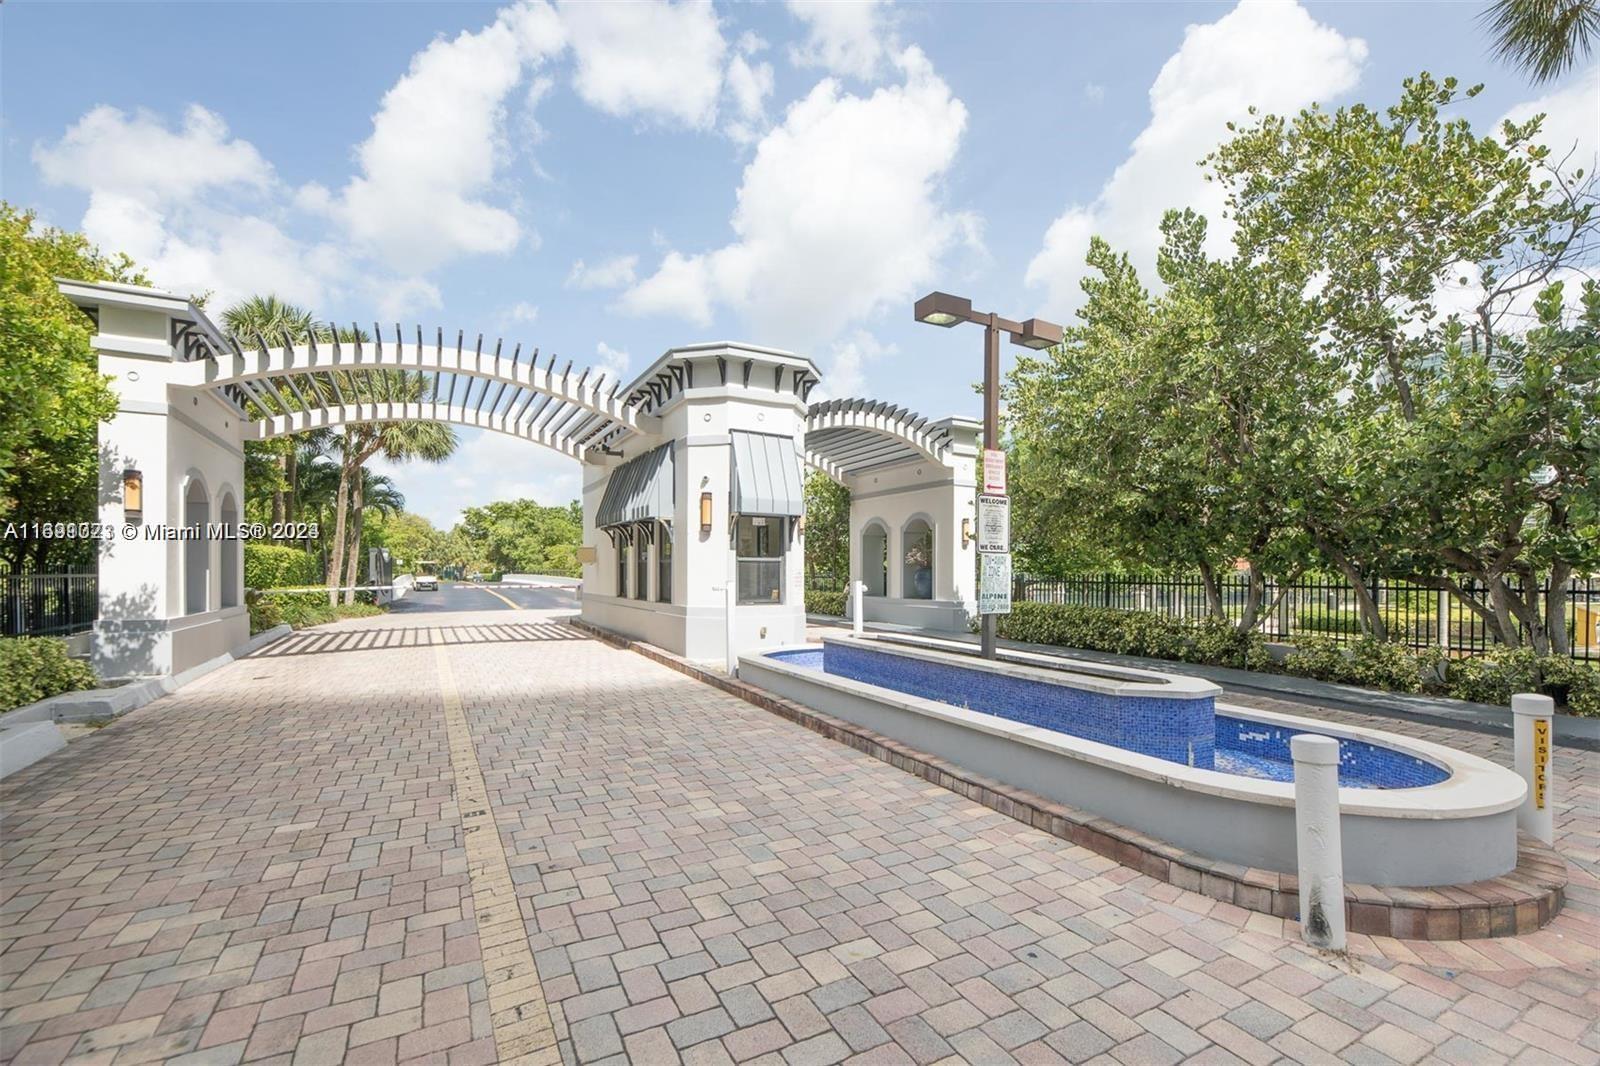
[4,1,1595,527]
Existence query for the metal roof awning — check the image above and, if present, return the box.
[730,430,804,517]
[596,442,675,528]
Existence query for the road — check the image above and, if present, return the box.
[393,580,578,614]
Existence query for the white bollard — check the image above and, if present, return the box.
[1291,734,1347,951]
[851,580,865,637]
[1511,693,1555,844]
[725,578,738,678]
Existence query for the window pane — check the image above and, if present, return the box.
[738,560,782,603]
[736,516,783,557]
[635,535,649,600]
[657,526,672,603]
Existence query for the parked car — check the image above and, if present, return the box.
[414,572,439,591]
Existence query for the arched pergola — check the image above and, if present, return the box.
[171,325,660,459]
[802,398,957,483]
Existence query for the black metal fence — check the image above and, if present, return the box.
[1013,571,1600,662]
[1,568,98,638]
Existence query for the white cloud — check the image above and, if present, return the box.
[724,53,776,144]
[621,46,976,348]
[566,254,639,289]
[371,427,582,528]
[33,105,352,309]
[817,330,896,399]
[593,341,632,389]
[1025,0,1367,313]
[786,0,893,80]
[559,0,727,129]
[304,0,566,273]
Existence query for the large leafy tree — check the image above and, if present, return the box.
[0,205,144,569]
[453,500,583,577]
[1210,72,1598,648]
[802,472,850,584]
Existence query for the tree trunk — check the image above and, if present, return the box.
[1485,578,1524,650]
[1547,561,1572,658]
[1197,559,1225,621]
[271,450,287,528]
[1236,563,1268,634]
[326,462,352,606]
[285,448,299,524]
[1315,535,1386,641]
[342,475,365,606]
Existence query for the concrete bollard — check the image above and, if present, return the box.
[851,580,865,637]
[1511,693,1554,844]
[1291,734,1347,951]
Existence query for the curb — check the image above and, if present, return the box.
[575,618,1566,941]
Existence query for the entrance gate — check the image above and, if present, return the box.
[64,279,980,677]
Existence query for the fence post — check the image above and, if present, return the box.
[1102,573,1111,608]
[1511,693,1555,844]
[851,580,865,637]
[1291,734,1346,951]
[1437,586,1450,650]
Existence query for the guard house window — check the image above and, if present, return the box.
[656,523,672,603]
[616,534,629,597]
[634,530,649,601]
[736,516,785,604]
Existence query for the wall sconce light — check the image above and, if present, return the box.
[123,467,144,523]
[797,516,806,537]
[961,517,974,548]
[699,491,713,534]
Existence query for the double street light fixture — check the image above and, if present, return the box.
[914,291,1063,659]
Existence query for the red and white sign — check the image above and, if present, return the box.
[982,449,1007,495]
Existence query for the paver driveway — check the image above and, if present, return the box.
[3,602,1597,1066]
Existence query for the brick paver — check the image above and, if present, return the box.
[3,604,1596,1065]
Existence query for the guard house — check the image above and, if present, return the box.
[579,343,816,661]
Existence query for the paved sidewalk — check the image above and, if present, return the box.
[2,606,1596,1065]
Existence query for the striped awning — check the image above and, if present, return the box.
[730,430,804,517]
[595,442,675,528]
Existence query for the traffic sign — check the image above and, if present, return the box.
[982,449,1007,495]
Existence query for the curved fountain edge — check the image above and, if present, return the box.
[571,618,1566,941]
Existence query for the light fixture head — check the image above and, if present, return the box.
[699,491,713,534]
[1010,317,1064,350]
[122,467,143,522]
[914,291,972,328]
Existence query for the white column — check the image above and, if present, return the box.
[1511,693,1555,844]
[1291,734,1346,950]
[851,580,865,636]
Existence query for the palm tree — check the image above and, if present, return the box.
[340,470,406,599]
[1482,0,1600,83]
[333,374,458,602]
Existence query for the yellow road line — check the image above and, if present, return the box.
[434,645,559,1065]
[481,585,523,610]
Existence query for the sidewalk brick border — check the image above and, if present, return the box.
[572,619,1566,942]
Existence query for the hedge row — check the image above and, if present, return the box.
[1,637,97,713]
[243,544,321,590]
[805,589,847,617]
[995,601,1599,716]
[247,591,383,634]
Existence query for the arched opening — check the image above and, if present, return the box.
[902,517,933,601]
[184,479,210,614]
[860,522,888,597]
[219,493,240,608]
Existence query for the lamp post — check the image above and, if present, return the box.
[915,292,1062,659]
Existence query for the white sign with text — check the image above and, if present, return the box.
[977,494,1010,554]
[978,552,1012,615]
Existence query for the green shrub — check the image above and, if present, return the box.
[0,637,97,712]
[994,602,1264,669]
[1445,648,1600,716]
[244,544,321,590]
[806,589,847,617]
[247,590,384,633]
[1278,636,1438,693]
